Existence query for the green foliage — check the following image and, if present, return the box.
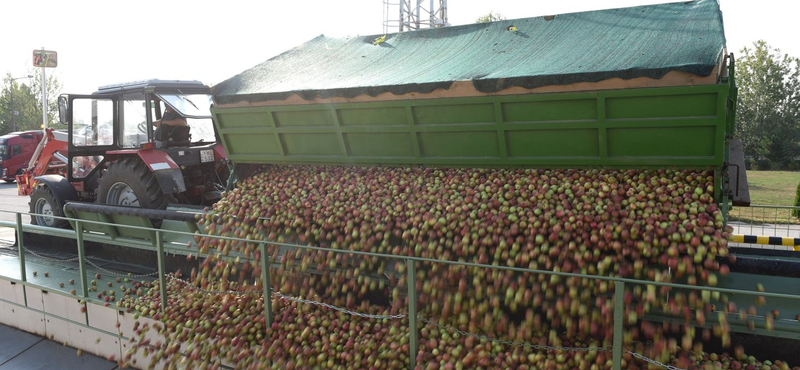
[735,41,800,170]
[476,11,505,23]
[753,158,772,171]
[793,180,800,218]
[0,71,63,135]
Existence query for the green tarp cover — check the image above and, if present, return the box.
[213,0,726,104]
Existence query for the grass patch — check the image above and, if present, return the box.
[745,171,800,205]
[729,171,800,224]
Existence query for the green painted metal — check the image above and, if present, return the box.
[16,213,27,306]
[212,84,730,169]
[64,208,156,241]
[726,55,739,137]
[406,259,418,369]
[156,230,167,314]
[612,281,625,370]
[260,243,273,329]
[76,220,89,300]
[112,214,156,240]
[66,209,119,237]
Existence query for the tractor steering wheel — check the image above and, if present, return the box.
[138,121,148,133]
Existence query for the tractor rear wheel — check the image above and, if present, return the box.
[97,158,168,210]
[29,185,68,228]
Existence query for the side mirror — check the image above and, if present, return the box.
[58,96,68,124]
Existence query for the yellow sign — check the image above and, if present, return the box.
[33,50,58,68]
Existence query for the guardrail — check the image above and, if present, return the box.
[2,209,800,370]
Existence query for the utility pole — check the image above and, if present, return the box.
[41,48,47,130]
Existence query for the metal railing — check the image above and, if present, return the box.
[2,208,800,370]
[729,204,800,249]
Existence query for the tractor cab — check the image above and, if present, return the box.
[30,80,230,227]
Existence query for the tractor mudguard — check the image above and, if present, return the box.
[152,168,187,194]
[108,150,187,194]
[136,150,187,194]
[34,174,79,206]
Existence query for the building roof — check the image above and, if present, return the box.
[213,0,726,104]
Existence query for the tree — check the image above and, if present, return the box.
[0,70,63,134]
[793,180,800,218]
[1,75,36,134]
[476,11,505,23]
[735,40,800,169]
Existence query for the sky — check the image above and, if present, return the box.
[1,0,798,97]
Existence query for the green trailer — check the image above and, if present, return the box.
[210,0,746,208]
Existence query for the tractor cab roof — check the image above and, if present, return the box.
[92,79,211,96]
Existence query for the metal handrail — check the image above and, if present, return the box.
[1,210,797,299]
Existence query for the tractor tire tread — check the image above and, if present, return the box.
[29,185,69,228]
[97,157,168,210]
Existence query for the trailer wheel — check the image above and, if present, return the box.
[30,185,68,228]
[97,158,168,210]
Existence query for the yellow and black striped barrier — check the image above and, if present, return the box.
[732,234,800,250]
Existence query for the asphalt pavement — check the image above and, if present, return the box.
[0,182,29,225]
[0,182,28,247]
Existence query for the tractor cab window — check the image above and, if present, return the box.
[120,93,148,148]
[0,143,7,160]
[11,145,22,157]
[71,155,103,178]
[155,93,215,144]
[72,99,114,146]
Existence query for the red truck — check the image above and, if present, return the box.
[0,130,44,183]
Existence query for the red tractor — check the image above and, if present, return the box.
[20,80,229,227]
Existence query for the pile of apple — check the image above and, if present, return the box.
[115,165,793,369]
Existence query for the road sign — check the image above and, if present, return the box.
[33,50,57,68]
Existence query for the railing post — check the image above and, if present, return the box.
[155,230,167,314]
[406,259,417,369]
[16,213,28,306]
[259,243,272,328]
[76,220,89,299]
[612,280,625,370]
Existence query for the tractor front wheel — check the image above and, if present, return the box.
[97,158,168,210]
[29,185,68,228]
